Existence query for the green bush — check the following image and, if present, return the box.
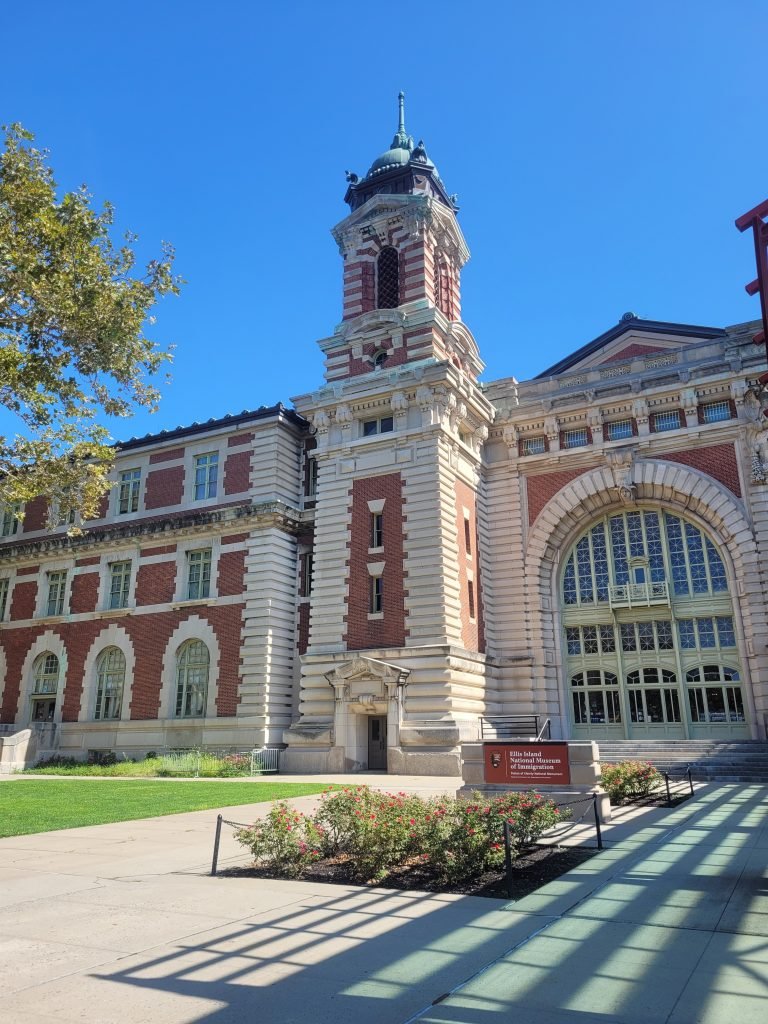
[235,785,569,885]
[235,802,323,878]
[600,760,662,803]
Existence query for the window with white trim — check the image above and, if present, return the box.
[562,428,589,449]
[701,400,732,423]
[118,469,141,515]
[520,436,546,456]
[606,419,634,441]
[369,575,384,614]
[186,548,212,600]
[94,647,126,720]
[175,639,209,718]
[652,409,681,432]
[46,571,67,616]
[371,512,384,549]
[194,453,219,500]
[32,653,59,696]
[362,417,394,437]
[107,561,132,610]
[0,577,9,619]
[1,504,20,537]
[468,578,476,620]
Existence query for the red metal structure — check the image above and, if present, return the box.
[735,199,768,363]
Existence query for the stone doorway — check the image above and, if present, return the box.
[367,715,387,771]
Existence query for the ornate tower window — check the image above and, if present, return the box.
[376,247,400,309]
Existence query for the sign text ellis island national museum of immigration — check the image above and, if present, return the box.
[483,742,571,785]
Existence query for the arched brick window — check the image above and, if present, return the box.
[377,247,399,309]
[94,647,126,721]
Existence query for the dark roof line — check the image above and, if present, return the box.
[114,403,307,452]
[534,316,727,379]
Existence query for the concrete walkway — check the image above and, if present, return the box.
[0,781,765,1023]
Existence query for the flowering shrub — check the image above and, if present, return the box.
[235,786,569,885]
[235,801,323,877]
[600,761,662,803]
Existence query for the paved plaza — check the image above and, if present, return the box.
[0,778,766,1023]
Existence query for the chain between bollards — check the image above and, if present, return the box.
[211,814,223,876]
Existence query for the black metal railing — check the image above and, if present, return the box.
[480,715,551,741]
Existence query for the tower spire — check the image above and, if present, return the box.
[391,91,412,150]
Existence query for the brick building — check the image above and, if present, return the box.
[1,97,767,773]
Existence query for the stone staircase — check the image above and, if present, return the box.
[597,741,768,783]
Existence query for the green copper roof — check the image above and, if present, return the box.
[365,92,439,179]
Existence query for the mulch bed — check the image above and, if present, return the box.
[221,844,600,900]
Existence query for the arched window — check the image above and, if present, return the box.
[31,652,59,722]
[94,647,126,720]
[376,247,399,309]
[686,666,745,724]
[33,653,59,695]
[372,349,388,370]
[175,640,209,718]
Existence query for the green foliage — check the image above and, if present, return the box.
[0,123,182,522]
[235,785,569,885]
[26,750,256,778]
[600,760,663,803]
[0,780,329,837]
[26,756,164,777]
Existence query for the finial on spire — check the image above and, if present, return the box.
[391,91,413,151]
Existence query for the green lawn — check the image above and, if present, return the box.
[0,779,329,837]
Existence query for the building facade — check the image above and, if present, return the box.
[1,100,767,773]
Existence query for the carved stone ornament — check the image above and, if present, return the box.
[310,409,331,434]
[605,446,637,504]
[544,415,559,442]
[751,448,767,485]
[334,403,353,424]
[416,385,433,411]
[391,390,409,413]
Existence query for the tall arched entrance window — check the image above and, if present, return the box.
[561,509,748,740]
[30,653,60,722]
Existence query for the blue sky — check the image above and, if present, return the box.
[4,1,767,443]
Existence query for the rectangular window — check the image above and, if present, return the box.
[655,620,674,650]
[464,516,471,554]
[187,549,212,600]
[599,625,616,652]
[108,561,132,610]
[638,621,655,651]
[696,617,717,648]
[46,571,67,616]
[606,419,634,441]
[620,623,636,652]
[582,625,598,654]
[362,417,394,437]
[701,400,732,424]
[370,512,384,549]
[652,409,682,432]
[468,579,476,620]
[566,626,581,655]
[715,616,736,647]
[369,575,383,614]
[562,428,588,449]
[306,458,318,498]
[194,453,218,500]
[0,577,8,619]
[678,619,696,649]
[521,436,546,456]
[300,552,313,597]
[1,504,21,537]
[118,469,141,515]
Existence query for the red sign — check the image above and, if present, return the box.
[484,742,571,785]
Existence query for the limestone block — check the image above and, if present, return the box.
[399,724,461,747]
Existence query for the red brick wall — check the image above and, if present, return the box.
[0,605,245,722]
[144,466,185,509]
[297,603,310,655]
[135,561,177,606]
[344,473,407,650]
[69,572,99,614]
[527,467,597,525]
[658,443,742,498]
[223,451,251,495]
[603,343,667,363]
[139,544,177,557]
[75,556,100,568]
[455,480,485,653]
[149,447,185,464]
[9,580,37,621]
[228,432,254,447]
[217,550,246,597]
[23,497,48,533]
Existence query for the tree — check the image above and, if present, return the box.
[0,123,182,527]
